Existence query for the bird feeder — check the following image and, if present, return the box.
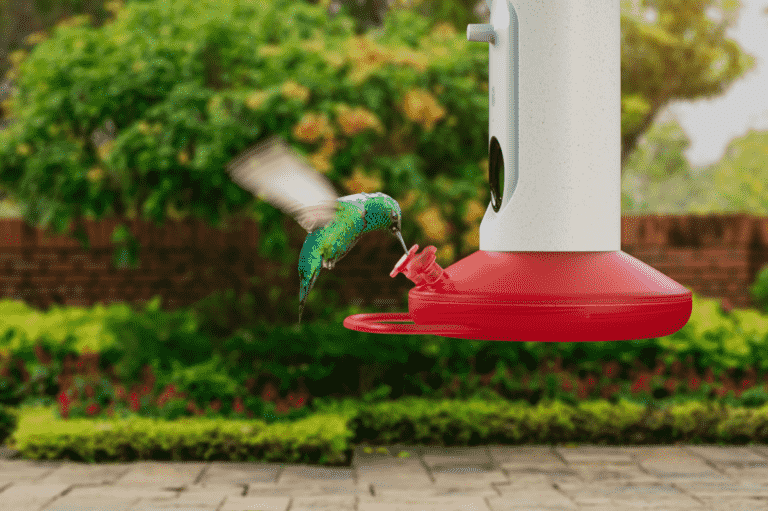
[344,0,692,341]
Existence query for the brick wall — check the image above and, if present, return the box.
[0,213,766,312]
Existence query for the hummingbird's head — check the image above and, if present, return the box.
[363,193,408,254]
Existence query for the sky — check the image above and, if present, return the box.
[664,0,768,168]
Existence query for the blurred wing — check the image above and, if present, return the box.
[227,136,340,232]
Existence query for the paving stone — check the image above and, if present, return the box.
[41,496,137,511]
[487,446,565,471]
[115,462,208,489]
[572,463,660,484]
[372,484,498,499]
[247,482,367,497]
[198,462,282,486]
[682,445,768,467]
[554,445,636,465]
[277,465,354,484]
[0,482,70,510]
[359,495,490,510]
[704,497,768,511]
[64,485,177,501]
[219,495,289,511]
[290,495,356,510]
[421,446,493,466]
[0,460,62,483]
[673,479,768,499]
[37,461,132,485]
[487,488,578,510]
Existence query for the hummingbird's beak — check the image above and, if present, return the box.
[394,229,408,254]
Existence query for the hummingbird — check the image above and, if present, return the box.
[226,135,409,324]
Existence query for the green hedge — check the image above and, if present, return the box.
[9,397,768,465]
[11,405,352,465]
[2,291,768,417]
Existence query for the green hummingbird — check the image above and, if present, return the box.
[227,136,409,324]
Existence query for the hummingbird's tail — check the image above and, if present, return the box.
[298,264,322,325]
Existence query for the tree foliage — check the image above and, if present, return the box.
[0,0,491,268]
[619,0,754,166]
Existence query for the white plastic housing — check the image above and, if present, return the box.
[475,0,621,251]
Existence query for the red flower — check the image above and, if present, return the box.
[233,396,244,413]
[631,374,651,394]
[86,403,99,416]
[585,375,597,387]
[129,391,140,412]
[740,378,754,390]
[603,362,619,379]
[665,378,678,393]
[275,400,290,414]
[115,386,126,401]
[561,376,573,392]
[186,400,199,414]
[688,376,701,391]
[57,391,70,419]
[261,383,278,402]
[705,368,715,384]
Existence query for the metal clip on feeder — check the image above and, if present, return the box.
[344,0,693,342]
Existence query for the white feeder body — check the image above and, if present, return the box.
[474,0,621,251]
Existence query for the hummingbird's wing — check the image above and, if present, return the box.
[226,135,340,233]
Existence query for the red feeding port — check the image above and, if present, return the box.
[344,246,692,342]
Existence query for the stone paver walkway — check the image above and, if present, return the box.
[0,444,767,510]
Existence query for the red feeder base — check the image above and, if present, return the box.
[344,250,692,342]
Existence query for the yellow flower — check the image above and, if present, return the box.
[104,0,123,14]
[87,167,104,182]
[430,22,457,41]
[319,136,344,157]
[436,243,455,266]
[346,36,388,84]
[335,104,384,136]
[416,206,449,242]
[24,31,47,46]
[429,46,449,58]
[177,150,190,165]
[8,50,27,67]
[245,90,270,111]
[258,45,283,57]
[390,48,429,71]
[323,51,345,69]
[462,228,480,252]
[342,166,383,194]
[292,112,332,143]
[397,190,419,211]
[280,80,311,104]
[400,88,446,132]
[15,143,31,156]
[137,121,151,134]
[97,141,114,161]
[479,158,489,176]
[308,152,332,174]
[300,39,325,53]
[463,200,486,224]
